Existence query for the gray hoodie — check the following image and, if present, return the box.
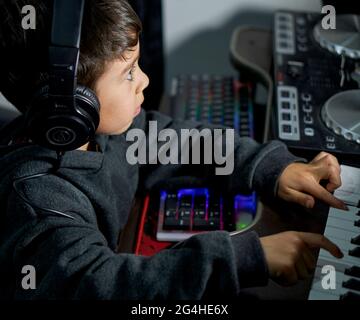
[0,110,301,299]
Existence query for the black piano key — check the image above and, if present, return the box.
[345,266,360,279]
[340,292,360,300]
[342,278,360,292]
[355,220,360,227]
[351,235,360,245]
[349,247,360,258]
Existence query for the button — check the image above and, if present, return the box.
[279,32,289,39]
[279,24,288,31]
[345,266,360,278]
[304,115,313,124]
[304,128,314,136]
[296,16,306,26]
[326,136,335,143]
[301,93,312,102]
[297,35,307,44]
[342,278,360,291]
[298,44,308,52]
[281,91,290,98]
[302,104,313,112]
[278,15,289,22]
[282,124,292,133]
[281,101,291,109]
[281,113,291,121]
[326,143,336,150]
[279,41,288,48]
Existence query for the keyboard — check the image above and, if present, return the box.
[308,165,360,300]
[156,75,258,242]
[169,74,254,137]
[156,188,257,242]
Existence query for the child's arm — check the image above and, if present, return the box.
[135,110,303,198]
[135,111,345,210]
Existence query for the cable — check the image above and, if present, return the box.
[12,151,75,220]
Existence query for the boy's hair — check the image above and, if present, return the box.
[0,0,142,113]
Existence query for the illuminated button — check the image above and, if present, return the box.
[304,128,314,137]
[301,93,312,102]
[302,104,313,112]
[304,115,313,124]
[326,143,336,150]
[298,44,308,52]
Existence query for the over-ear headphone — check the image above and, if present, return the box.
[26,0,100,152]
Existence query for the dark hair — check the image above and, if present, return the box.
[0,0,142,112]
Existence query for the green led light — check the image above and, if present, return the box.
[236,223,248,229]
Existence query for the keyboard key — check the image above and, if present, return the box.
[349,246,360,258]
[345,266,360,279]
[340,291,360,300]
[342,278,360,292]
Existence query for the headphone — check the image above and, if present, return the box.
[25,0,100,152]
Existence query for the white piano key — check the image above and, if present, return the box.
[328,206,359,222]
[313,266,359,285]
[323,225,358,242]
[319,249,360,267]
[335,165,360,207]
[327,216,360,233]
[321,237,358,254]
[310,277,360,298]
[308,289,339,300]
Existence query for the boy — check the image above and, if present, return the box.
[0,0,345,299]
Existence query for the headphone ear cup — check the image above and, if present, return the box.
[26,85,100,151]
[75,85,100,132]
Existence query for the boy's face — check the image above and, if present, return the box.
[94,42,149,135]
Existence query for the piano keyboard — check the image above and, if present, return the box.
[308,165,360,300]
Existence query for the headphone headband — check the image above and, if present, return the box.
[27,0,100,152]
[49,0,84,102]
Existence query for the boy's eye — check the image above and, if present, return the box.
[127,66,136,81]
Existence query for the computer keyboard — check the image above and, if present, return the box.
[156,188,257,242]
[169,74,254,137]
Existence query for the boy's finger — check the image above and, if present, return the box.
[286,189,315,208]
[304,183,347,210]
[298,232,343,258]
[313,160,341,187]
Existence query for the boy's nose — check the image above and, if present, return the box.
[137,70,149,93]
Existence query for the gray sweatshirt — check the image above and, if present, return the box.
[0,110,301,299]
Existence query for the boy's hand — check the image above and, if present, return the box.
[260,231,343,286]
[277,152,348,210]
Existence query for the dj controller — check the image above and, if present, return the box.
[273,12,360,158]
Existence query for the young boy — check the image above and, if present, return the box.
[0,0,346,299]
